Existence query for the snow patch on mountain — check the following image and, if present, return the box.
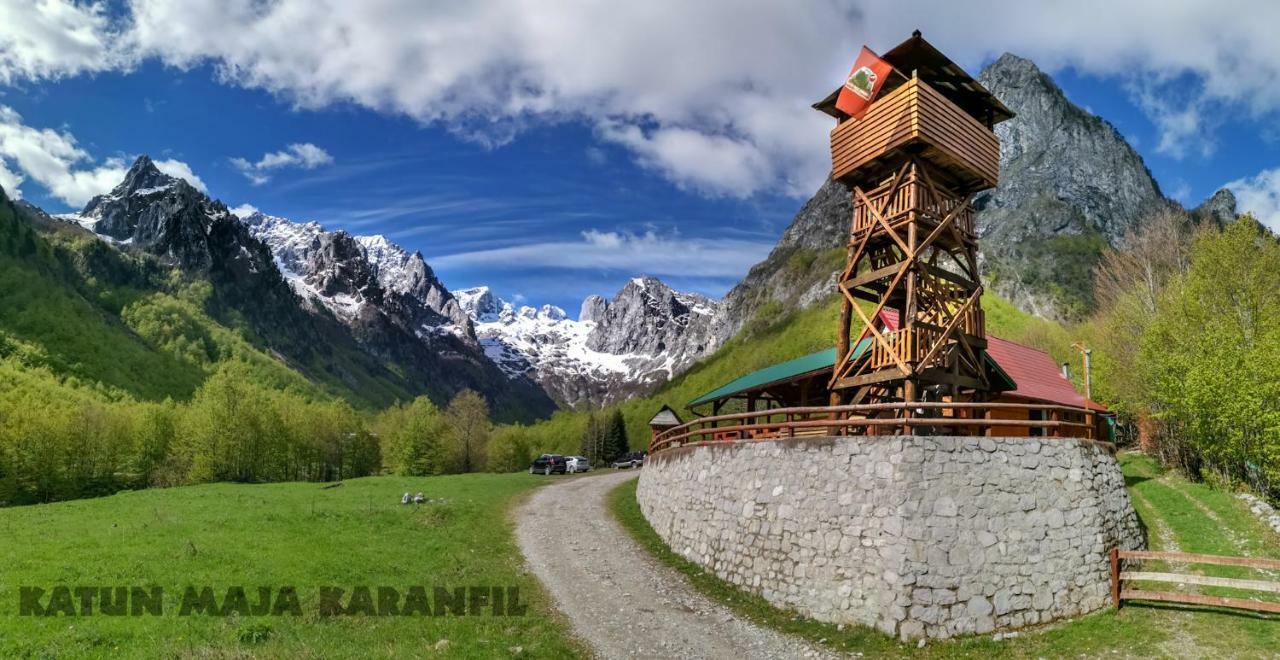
[456,286,632,380]
[240,211,472,339]
[456,278,722,408]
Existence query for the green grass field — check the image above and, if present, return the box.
[0,474,580,659]
[611,452,1280,658]
[3,454,1277,659]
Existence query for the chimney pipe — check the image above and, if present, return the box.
[1061,362,1070,379]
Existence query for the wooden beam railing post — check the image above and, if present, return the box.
[1110,547,1120,609]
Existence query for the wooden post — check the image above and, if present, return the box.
[1110,547,1121,609]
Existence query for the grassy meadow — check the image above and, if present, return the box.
[0,473,580,658]
[611,452,1280,658]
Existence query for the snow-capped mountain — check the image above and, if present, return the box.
[456,277,722,408]
[241,212,474,341]
[51,155,555,420]
[57,155,719,412]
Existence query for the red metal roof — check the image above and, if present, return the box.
[874,309,1105,411]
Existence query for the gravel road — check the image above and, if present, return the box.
[514,470,838,659]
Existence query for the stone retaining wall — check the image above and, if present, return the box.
[636,435,1144,640]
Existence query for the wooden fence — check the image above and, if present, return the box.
[1111,548,1280,614]
[649,401,1097,454]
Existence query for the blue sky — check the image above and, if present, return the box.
[3,2,1280,312]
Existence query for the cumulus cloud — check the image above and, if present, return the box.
[231,143,333,185]
[1225,168,1280,231]
[152,158,207,192]
[434,228,774,279]
[8,2,1280,194]
[0,0,128,84]
[0,105,204,206]
[228,203,260,218]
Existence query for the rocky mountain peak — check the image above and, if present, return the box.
[456,278,721,408]
[68,155,245,272]
[120,155,173,192]
[585,276,717,356]
[976,52,1166,243]
[455,286,502,321]
[971,52,1170,317]
[241,211,474,340]
[1193,188,1238,227]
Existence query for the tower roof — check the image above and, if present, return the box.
[814,31,1014,126]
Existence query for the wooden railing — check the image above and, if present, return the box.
[649,402,1098,455]
[1111,549,1280,614]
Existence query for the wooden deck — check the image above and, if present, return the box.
[830,78,999,193]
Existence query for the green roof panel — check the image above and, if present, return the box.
[688,337,871,407]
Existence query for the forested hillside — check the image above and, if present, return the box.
[0,186,502,505]
[1085,213,1280,492]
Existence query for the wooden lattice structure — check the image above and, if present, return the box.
[814,32,1014,412]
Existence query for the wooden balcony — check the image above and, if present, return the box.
[863,311,985,372]
[830,78,999,193]
[851,171,976,242]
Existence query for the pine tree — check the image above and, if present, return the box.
[603,410,629,461]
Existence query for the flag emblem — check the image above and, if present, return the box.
[846,66,877,100]
[835,46,894,119]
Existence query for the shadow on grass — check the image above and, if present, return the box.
[1122,600,1280,622]
[1124,474,1151,488]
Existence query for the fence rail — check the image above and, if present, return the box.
[649,401,1097,454]
[1110,548,1280,615]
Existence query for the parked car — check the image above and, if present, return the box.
[567,456,591,473]
[529,454,568,475]
[611,452,646,469]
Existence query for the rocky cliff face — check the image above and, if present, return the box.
[974,54,1170,318]
[242,212,474,342]
[456,277,721,408]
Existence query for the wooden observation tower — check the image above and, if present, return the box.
[815,32,1014,411]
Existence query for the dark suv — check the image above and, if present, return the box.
[611,451,647,469]
[529,454,568,475]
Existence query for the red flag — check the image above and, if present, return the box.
[836,46,894,119]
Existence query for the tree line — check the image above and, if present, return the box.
[0,358,505,507]
[1088,213,1280,495]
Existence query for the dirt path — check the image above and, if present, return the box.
[515,470,837,660]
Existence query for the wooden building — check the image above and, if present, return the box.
[682,309,1109,441]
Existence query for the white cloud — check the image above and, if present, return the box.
[1225,168,1280,231]
[0,0,128,84]
[10,2,1280,194]
[434,228,773,279]
[229,203,260,218]
[0,105,204,207]
[231,143,333,185]
[0,157,24,198]
[153,158,207,193]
